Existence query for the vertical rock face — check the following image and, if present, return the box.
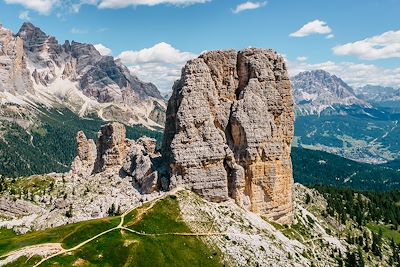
[0,25,33,94]
[162,48,294,224]
[71,122,159,193]
[71,131,96,176]
[122,137,159,194]
[94,122,129,173]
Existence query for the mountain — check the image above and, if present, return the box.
[292,70,368,115]
[0,23,165,128]
[355,85,400,103]
[1,49,399,267]
[0,22,167,176]
[291,70,400,163]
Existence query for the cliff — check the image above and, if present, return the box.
[162,48,295,224]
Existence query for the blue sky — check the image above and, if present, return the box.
[0,0,399,92]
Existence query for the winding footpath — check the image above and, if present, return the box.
[1,188,324,267]
[1,189,177,267]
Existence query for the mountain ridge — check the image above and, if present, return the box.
[0,22,165,129]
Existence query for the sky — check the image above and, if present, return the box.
[0,0,399,93]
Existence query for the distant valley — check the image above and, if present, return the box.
[292,70,400,163]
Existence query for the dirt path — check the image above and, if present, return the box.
[28,189,180,267]
[2,188,259,267]
[0,244,62,267]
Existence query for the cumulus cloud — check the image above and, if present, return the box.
[288,59,400,89]
[97,0,210,9]
[18,10,31,20]
[117,42,195,65]
[4,0,58,15]
[117,42,197,93]
[94,44,112,56]
[333,30,400,60]
[290,19,332,38]
[232,1,267,14]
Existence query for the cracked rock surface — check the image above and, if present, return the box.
[163,48,295,224]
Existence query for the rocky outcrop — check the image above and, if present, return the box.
[162,48,294,224]
[122,137,159,194]
[71,131,96,176]
[70,122,159,194]
[94,122,129,173]
[0,25,33,95]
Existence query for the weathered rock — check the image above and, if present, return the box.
[0,25,33,95]
[162,48,294,223]
[137,136,158,157]
[0,22,167,129]
[94,122,129,173]
[71,131,96,176]
[122,137,159,194]
[231,49,294,224]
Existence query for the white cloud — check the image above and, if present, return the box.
[4,0,59,15]
[232,1,267,14]
[71,0,97,13]
[288,59,400,89]
[117,42,197,93]
[18,10,31,20]
[97,0,210,9]
[333,30,400,60]
[290,19,332,38]
[326,34,334,39]
[4,0,209,15]
[70,27,88,34]
[117,42,195,65]
[296,56,307,62]
[94,44,112,56]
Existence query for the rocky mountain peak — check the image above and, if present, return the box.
[292,69,367,115]
[69,40,101,58]
[1,22,166,128]
[162,48,295,224]
[17,22,50,52]
[293,70,355,97]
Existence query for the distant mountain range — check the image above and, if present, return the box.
[291,70,400,163]
[355,85,400,104]
[292,70,368,115]
[0,22,165,129]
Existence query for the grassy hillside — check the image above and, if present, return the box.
[292,147,400,191]
[0,195,222,267]
[0,107,162,178]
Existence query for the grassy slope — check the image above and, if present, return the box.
[0,217,120,256]
[367,224,400,244]
[0,196,222,267]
